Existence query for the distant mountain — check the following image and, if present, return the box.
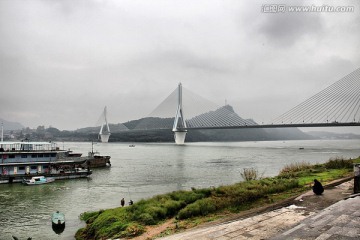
[307,131,360,139]
[107,123,313,142]
[76,123,129,134]
[124,117,173,130]
[186,105,255,128]
[0,118,24,130]
[108,105,314,142]
[264,128,314,140]
[70,105,314,142]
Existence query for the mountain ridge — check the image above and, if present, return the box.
[0,118,24,130]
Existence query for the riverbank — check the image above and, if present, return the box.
[75,157,359,240]
[156,178,355,240]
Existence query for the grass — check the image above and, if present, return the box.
[75,156,358,240]
[279,161,312,178]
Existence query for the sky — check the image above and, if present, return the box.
[0,0,359,131]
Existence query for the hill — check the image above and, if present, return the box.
[107,105,313,142]
[306,131,360,140]
[18,105,313,142]
[0,118,24,130]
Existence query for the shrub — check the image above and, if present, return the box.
[325,157,353,169]
[130,197,186,225]
[169,190,207,204]
[97,221,127,237]
[146,206,167,220]
[197,198,217,215]
[123,223,144,237]
[240,167,262,181]
[80,211,102,224]
[177,198,216,219]
[229,189,262,205]
[163,199,185,216]
[137,213,156,225]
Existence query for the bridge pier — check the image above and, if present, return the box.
[173,83,188,145]
[174,130,187,145]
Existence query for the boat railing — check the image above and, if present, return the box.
[0,142,60,152]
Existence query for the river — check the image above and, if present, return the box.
[1,139,359,240]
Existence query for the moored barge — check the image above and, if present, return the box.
[86,151,111,167]
[0,141,92,184]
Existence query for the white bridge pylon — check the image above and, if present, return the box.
[173,83,187,144]
[99,106,111,143]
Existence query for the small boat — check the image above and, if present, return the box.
[52,211,65,233]
[52,211,65,226]
[129,144,135,147]
[22,176,55,185]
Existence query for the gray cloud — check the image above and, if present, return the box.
[0,0,359,131]
[258,12,323,47]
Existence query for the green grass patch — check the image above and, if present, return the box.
[298,168,350,186]
[76,156,359,240]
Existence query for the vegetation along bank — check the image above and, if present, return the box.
[75,156,359,240]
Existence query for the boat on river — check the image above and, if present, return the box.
[22,176,55,185]
[83,141,111,167]
[86,153,111,167]
[0,140,92,184]
[52,211,65,234]
[52,211,65,226]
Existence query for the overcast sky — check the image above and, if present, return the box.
[1,0,359,130]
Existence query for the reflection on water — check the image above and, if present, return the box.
[52,224,65,235]
[1,140,360,239]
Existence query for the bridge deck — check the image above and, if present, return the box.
[179,122,360,130]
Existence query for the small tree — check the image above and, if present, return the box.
[240,167,262,181]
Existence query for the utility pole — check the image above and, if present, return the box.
[1,122,3,142]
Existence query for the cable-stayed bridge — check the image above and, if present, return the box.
[122,67,360,144]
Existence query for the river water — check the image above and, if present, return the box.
[1,140,360,240]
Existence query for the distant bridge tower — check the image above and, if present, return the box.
[99,106,111,143]
[172,83,187,144]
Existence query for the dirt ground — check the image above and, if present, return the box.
[131,177,355,240]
